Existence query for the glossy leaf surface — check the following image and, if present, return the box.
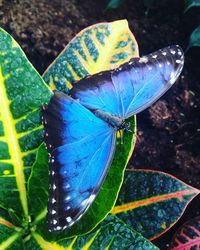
[0,214,23,250]
[43,20,139,92]
[112,170,200,240]
[169,216,200,250]
[106,0,124,9]
[27,215,159,250]
[185,0,200,12]
[189,25,200,48]
[0,28,52,219]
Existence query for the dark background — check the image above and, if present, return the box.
[0,0,199,249]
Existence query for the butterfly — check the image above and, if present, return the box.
[42,45,184,232]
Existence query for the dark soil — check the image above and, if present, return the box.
[0,0,199,249]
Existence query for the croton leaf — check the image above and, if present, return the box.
[185,0,200,12]
[43,20,139,92]
[24,215,159,250]
[112,169,200,240]
[169,216,200,250]
[0,216,23,250]
[106,0,125,9]
[31,20,138,236]
[0,27,52,220]
[188,25,200,48]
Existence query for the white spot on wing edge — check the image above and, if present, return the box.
[52,198,56,204]
[170,50,176,55]
[52,210,56,215]
[66,217,72,223]
[52,219,57,225]
[169,71,177,85]
[139,56,148,63]
[176,59,181,64]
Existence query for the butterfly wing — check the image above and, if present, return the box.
[42,91,116,232]
[119,45,184,118]
[70,45,184,118]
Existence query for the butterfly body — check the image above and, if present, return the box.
[42,45,184,232]
[92,109,125,130]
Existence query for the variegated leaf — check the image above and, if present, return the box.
[0,215,23,250]
[169,216,200,250]
[43,19,139,92]
[112,170,200,240]
[0,28,52,217]
[26,215,159,250]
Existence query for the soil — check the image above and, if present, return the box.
[0,0,199,249]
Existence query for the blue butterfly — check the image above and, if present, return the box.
[42,45,184,232]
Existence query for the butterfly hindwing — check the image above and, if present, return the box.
[70,45,184,118]
[42,91,116,231]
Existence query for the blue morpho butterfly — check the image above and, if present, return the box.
[42,45,184,232]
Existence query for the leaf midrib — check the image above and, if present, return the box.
[0,232,21,250]
[91,21,127,73]
[112,189,200,214]
[0,67,28,217]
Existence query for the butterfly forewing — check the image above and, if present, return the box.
[122,45,184,117]
[70,45,184,118]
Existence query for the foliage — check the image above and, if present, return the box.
[106,0,124,9]
[113,170,199,240]
[0,19,199,250]
[106,0,155,10]
[184,1,200,50]
[169,216,200,249]
[188,25,200,48]
[106,0,200,49]
[185,0,200,12]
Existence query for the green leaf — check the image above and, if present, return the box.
[33,20,138,237]
[169,216,200,250]
[185,0,200,12]
[188,25,200,48]
[43,20,139,92]
[112,169,200,240]
[28,144,49,219]
[0,28,52,219]
[106,0,125,9]
[0,215,23,250]
[26,215,159,250]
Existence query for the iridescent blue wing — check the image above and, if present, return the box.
[42,91,116,232]
[70,45,184,118]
